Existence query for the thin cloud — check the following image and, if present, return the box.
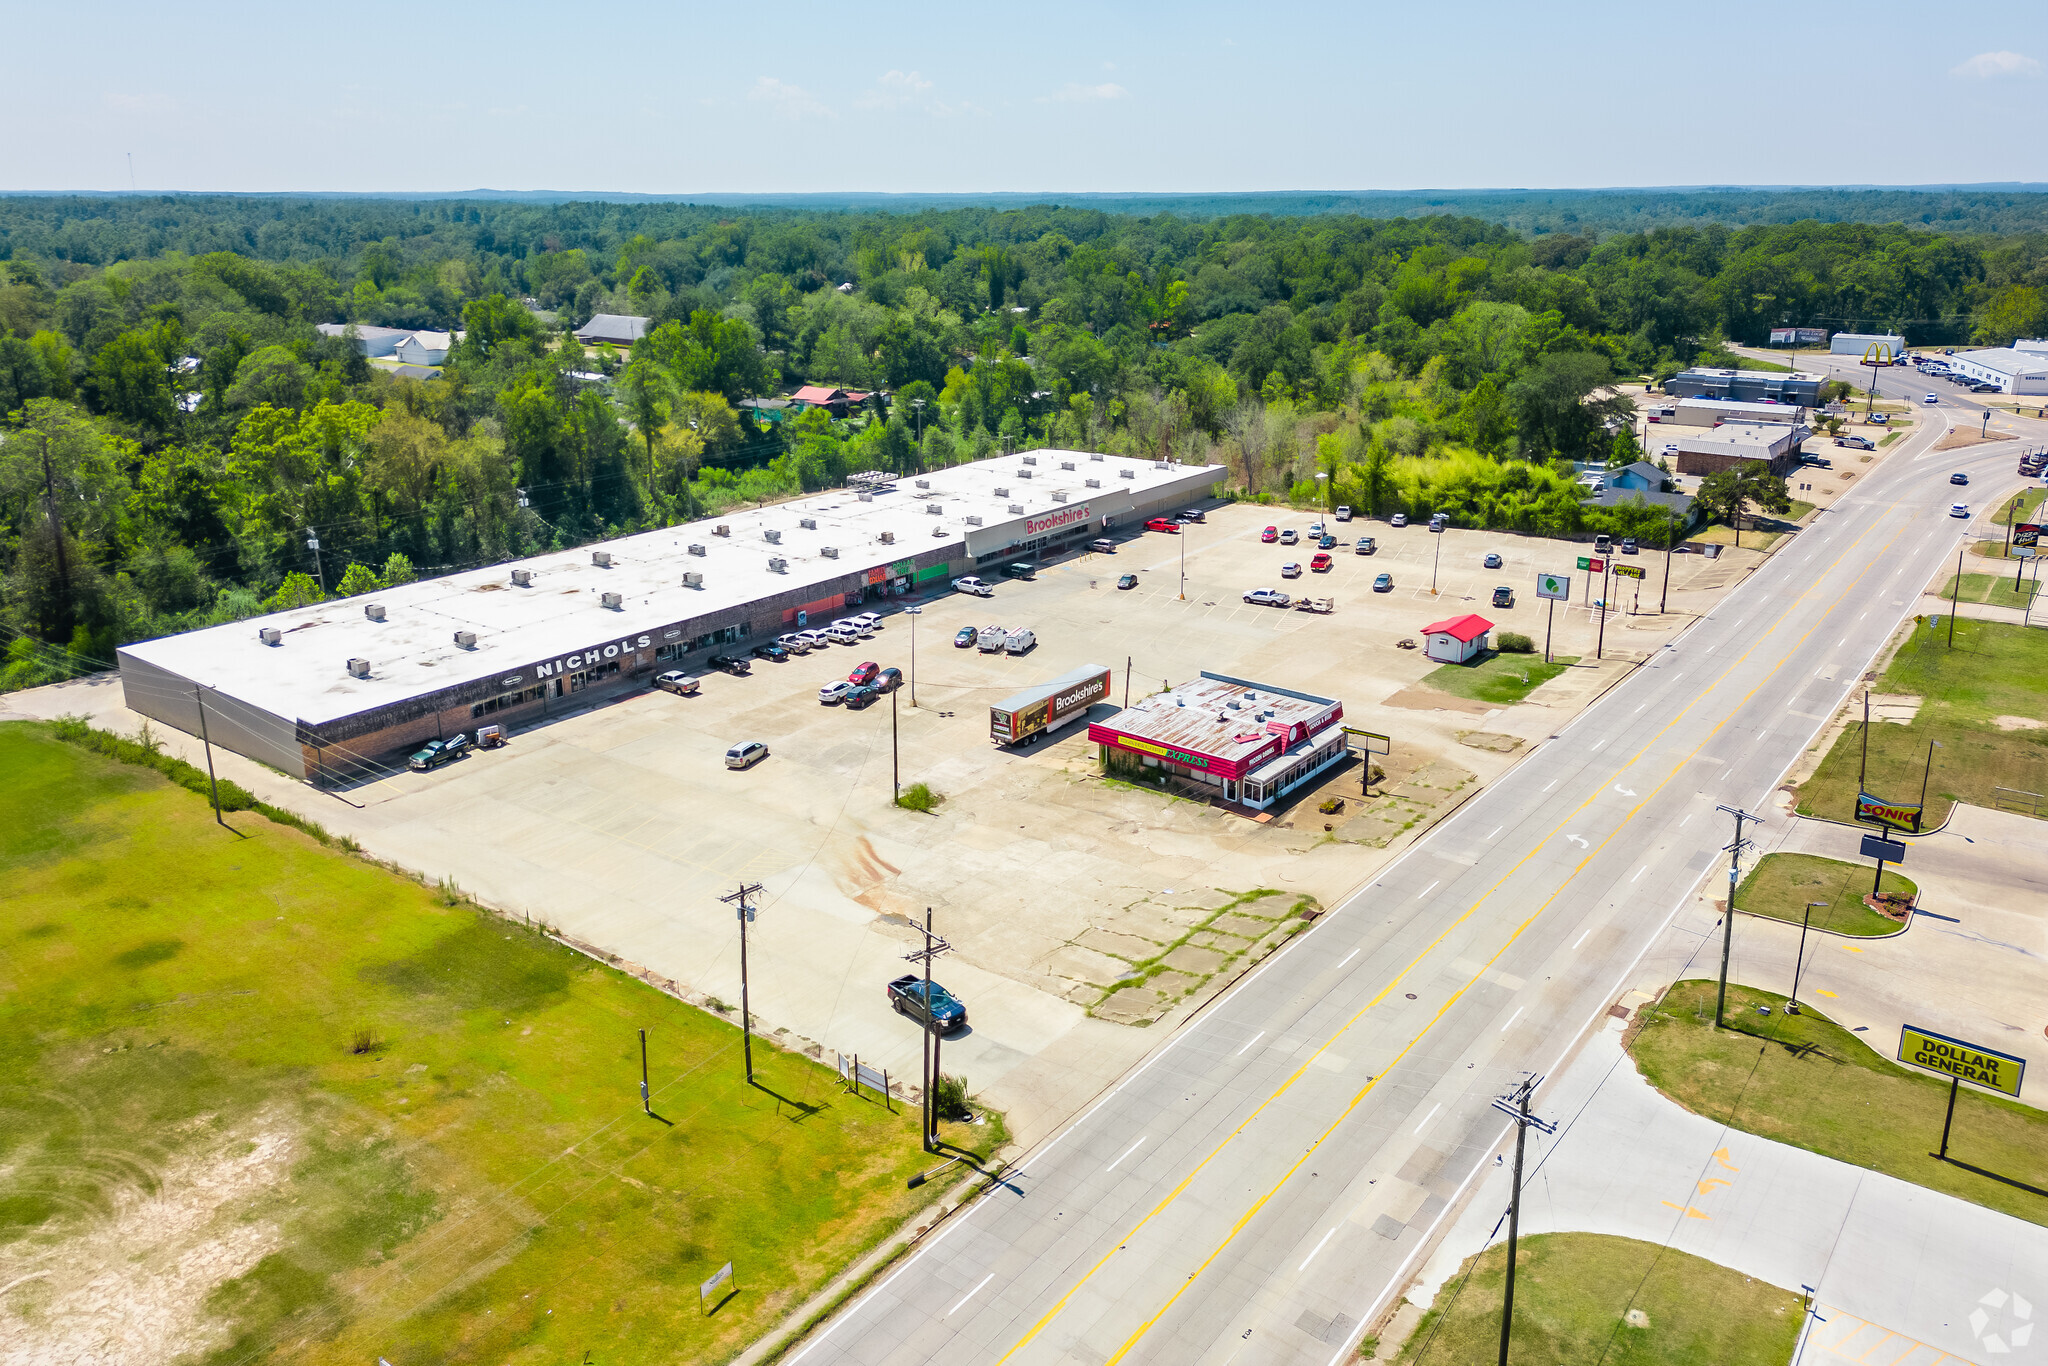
[855,69,934,110]
[747,76,835,120]
[1950,51,2040,79]
[1042,82,1129,104]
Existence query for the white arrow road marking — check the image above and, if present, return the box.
[1614,785,1638,796]
[1567,834,1589,849]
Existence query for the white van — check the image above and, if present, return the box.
[831,616,874,639]
[1004,627,1036,654]
[977,624,1009,651]
[850,612,883,632]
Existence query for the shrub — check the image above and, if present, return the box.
[1497,632,1534,653]
[931,1073,973,1121]
[895,782,939,812]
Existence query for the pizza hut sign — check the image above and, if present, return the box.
[1025,503,1091,536]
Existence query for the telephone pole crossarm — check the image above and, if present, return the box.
[1490,1079,1557,1366]
[903,921,953,1151]
[1712,805,1763,1029]
[721,883,765,1083]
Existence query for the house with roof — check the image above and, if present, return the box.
[315,323,413,357]
[1420,613,1493,665]
[574,314,652,347]
[394,331,452,367]
[789,385,876,419]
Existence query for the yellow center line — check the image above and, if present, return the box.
[994,513,1908,1366]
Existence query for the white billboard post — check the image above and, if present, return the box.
[1535,572,1570,663]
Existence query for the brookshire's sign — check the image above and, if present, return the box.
[1024,503,1092,536]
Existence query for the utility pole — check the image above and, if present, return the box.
[40,435,75,643]
[891,687,900,804]
[639,1027,651,1114]
[1660,506,1676,615]
[1917,739,1943,813]
[1179,523,1187,601]
[1947,540,1963,648]
[906,605,921,707]
[721,883,764,1083]
[1859,690,1870,792]
[1491,1078,1557,1366]
[1123,655,1132,709]
[306,529,326,593]
[1787,902,1825,1015]
[902,909,953,1151]
[1595,560,1611,660]
[1714,805,1763,1028]
[193,685,225,826]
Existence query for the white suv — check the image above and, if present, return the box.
[832,616,874,638]
[850,612,883,632]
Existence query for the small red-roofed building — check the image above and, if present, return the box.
[1420,613,1493,664]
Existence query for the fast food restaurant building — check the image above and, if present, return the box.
[1088,672,1347,810]
[115,452,1222,784]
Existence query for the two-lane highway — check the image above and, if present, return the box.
[790,405,2032,1366]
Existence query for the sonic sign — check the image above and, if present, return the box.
[1856,791,1923,832]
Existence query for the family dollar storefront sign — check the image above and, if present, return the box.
[1897,1024,2026,1098]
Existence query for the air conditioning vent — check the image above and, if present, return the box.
[1017,468,1033,479]
[1119,468,1136,479]
[857,492,873,502]
[1051,490,1068,502]
[821,545,839,559]
[764,528,781,544]
[1007,503,1024,515]
[965,515,983,527]
[1090,452,1104,461]
[1085,478,1101,489]
[994,487,1009,498]
[768,557,788,573]
[799,517,817,530]
[1061,461,1075,471]
[687,543,706,556]
[684,571,703,588]
[453,630,477,649]
[879,531,895,545]
[915,479,930,489]
[364,603,386,621]
[511,568,532,586]
[601,591,623,609]
[258,627,282,646]
[592,550,613,567]
[346,658,370,678]
[714,524,730,537]
[927,503,943,514]
[1023,455,1037,466]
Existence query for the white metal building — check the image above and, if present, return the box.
[1945,349,2048,395]
[1829,332,1907,357]
[117,452,1224,784]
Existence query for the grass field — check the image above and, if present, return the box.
[1392,1232,1801,1365]
[1992,485,2048,529]
[1940,571,2041,609]
[1424,653,1576,705]
[0,723,988,1365]
[1630,981,2048,1226]
[1733,853,1912,937]
[1796,619,2048,827]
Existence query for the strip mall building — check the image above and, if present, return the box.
[1088,672,1347,810]
[116,452,1222,783]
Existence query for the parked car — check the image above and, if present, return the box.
[843,685,878,710]
[1390,513,1409,528]
[875,667,903,693]
[848,660,880,686]
[823,625,860,645]
[1355,536,1376,555]
[1950,472,1969,485]
[976,624,1009,651]
[818,680,854,704]
[1176,508,1206,523]
[1004,627,1036,654]
[1145,517,1180,533]
[1310,553,1334,572]
[831,616,874,638]
[1261,526,1279,543]
[1836,436,1874,450]
[1090,538,1117,553]
[1117,573,1138,589]
[1621,537,1639,555]
[1373,573,1394,592]
[1428,514,1447,532]
[1868,413,1891,424]
[1279,528,1299,545]
[1308,523,1325,538]
[1003,562,1036,579]
[653,670,700,696]
[724,740,769,770]
[887,974,967,1032]
[1492,586,1515,608]
[1482,552,1503,569]
[1244,588,1292,607]
[408,735,469,771]
[1950,503,1970,518]
[799,629,833,650]
[775,633,813,655]
[953,627,978,647]
[708,653,751,675]
[1281,561,1303,579]
[953,576,994,597]
[1971,382,2000,394]
[751,642,789,662]
[851,612,883,632]
[1335,505,1353,521]
[1593,534,1612,554]
[1318,533,1338,549]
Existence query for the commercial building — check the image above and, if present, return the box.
[314,324,412,357]
[1661,397,1808,427]
[1088,672,1346,810]
[117,452,1224,784]
[1670,421,1807,477]
[1419,614,1492,664]
[1944,348,2048,395]
[1829,332,1907,358]
[574,314,651,347]
[1664,367,1826,408]
[2012,339,2048,357]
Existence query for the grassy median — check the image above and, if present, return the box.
[1938,572,2041,610]
[1393,1232,1800,1365]
[1425,653,1576,705]
[1733,853,1912,937]
[0,723,987,1365]
[1630,981,2048,1226]
[1796,619,2048,827]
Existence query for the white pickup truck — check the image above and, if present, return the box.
[952,576,994,597]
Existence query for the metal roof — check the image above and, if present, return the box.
[1095,674,1337,765]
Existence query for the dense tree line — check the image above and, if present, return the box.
[5,196,2046,689]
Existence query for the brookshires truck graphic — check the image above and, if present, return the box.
[989,664,1112,747]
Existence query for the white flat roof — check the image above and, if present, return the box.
[1950,348,2048,378]
[121,452,1222,727]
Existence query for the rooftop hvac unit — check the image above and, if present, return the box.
[364,603,386,621]
[1061,461,1075,471]
[1154,459,1169,469]
[1017,468,1033,479]
[1119,468,1136,479]
[1023,455,1037,466]
[915,479,930,489]
[768,557,788,573]
[684,571,703,588]
[346,658,370,678]
[1085,478,1101,489]
[965,515,983,527]
[857,492,873,502]
[592,550,613,567]
[764,528,782,544]
[1007,503,1024,515]
[821,545,839,559]
[687,543,706,556]
[1090,452,1104,461]
[926,502,943,514]
[1051,490,1068,502]
[879,531,896,544]
[800,517,817,530]
[714,524,731,537]
[511,568,532,586]
[601,591,623,609]
[994,486,1009,498]
[258,627,282,646]
[453,630,477,649]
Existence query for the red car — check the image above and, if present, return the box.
[848,660,880,685]
[1310,553,1334,572]
[1260,526,1279,543]
[1145,517,1179,533]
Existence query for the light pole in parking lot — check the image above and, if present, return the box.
[905,606,921,707]
[1787,902,1825,1015]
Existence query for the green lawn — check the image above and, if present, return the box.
[1392,1233,1800,1365]
[1995,487,2048,528]
[1734,853,1911,937]
[0,723,986,1365]
[1938,572,2042,610]
[1797,620,2048,827]
[1630,981,2048,1226]
[1424,653,1576,705]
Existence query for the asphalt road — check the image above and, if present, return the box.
[788,407,2037,1366]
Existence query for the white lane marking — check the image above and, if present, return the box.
[1487,825,1502,840]
[1543,779,1558,792]
[1635,704,1645,713]
[1632,866,1646,883]
[1299,1226,1338,1272]
[1572,928,1593,951]
[1417,880,1439,900]
[1336,949,1360,970]
[1413,1102,1442,1134]
[1679,813,1692,827]
[948,1273,994,1317]
[1566,834,1589,849]
[1106,1137,1147,1171]
[1235,1031,1265,1057]
[1499,1006,1524,1032]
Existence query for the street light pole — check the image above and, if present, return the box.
[891,688,900,804]
[1948,540,1964,648]
[1787,902,1825,1015]
[1918,738,1943,813]
[1491,1078,1557,1366]
[906,605,921,707]
[1713,804,1763,1029]
[721,883,764,1084]
[1660,505,1676,615]
[1430,525,1443,595]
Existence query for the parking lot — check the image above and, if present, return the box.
[16,498,1773,1144]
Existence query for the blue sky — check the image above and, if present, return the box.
[5,1,2044,194]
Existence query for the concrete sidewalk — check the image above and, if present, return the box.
[1408,1019,2048,1365]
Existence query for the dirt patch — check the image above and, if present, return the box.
[1867,693,1922,725]
[0,1110,298,1366]
[1993,715,2047,732]
[1455,731,1524,753]
[1380,688,1497,716]
[1933,429,2016,451]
